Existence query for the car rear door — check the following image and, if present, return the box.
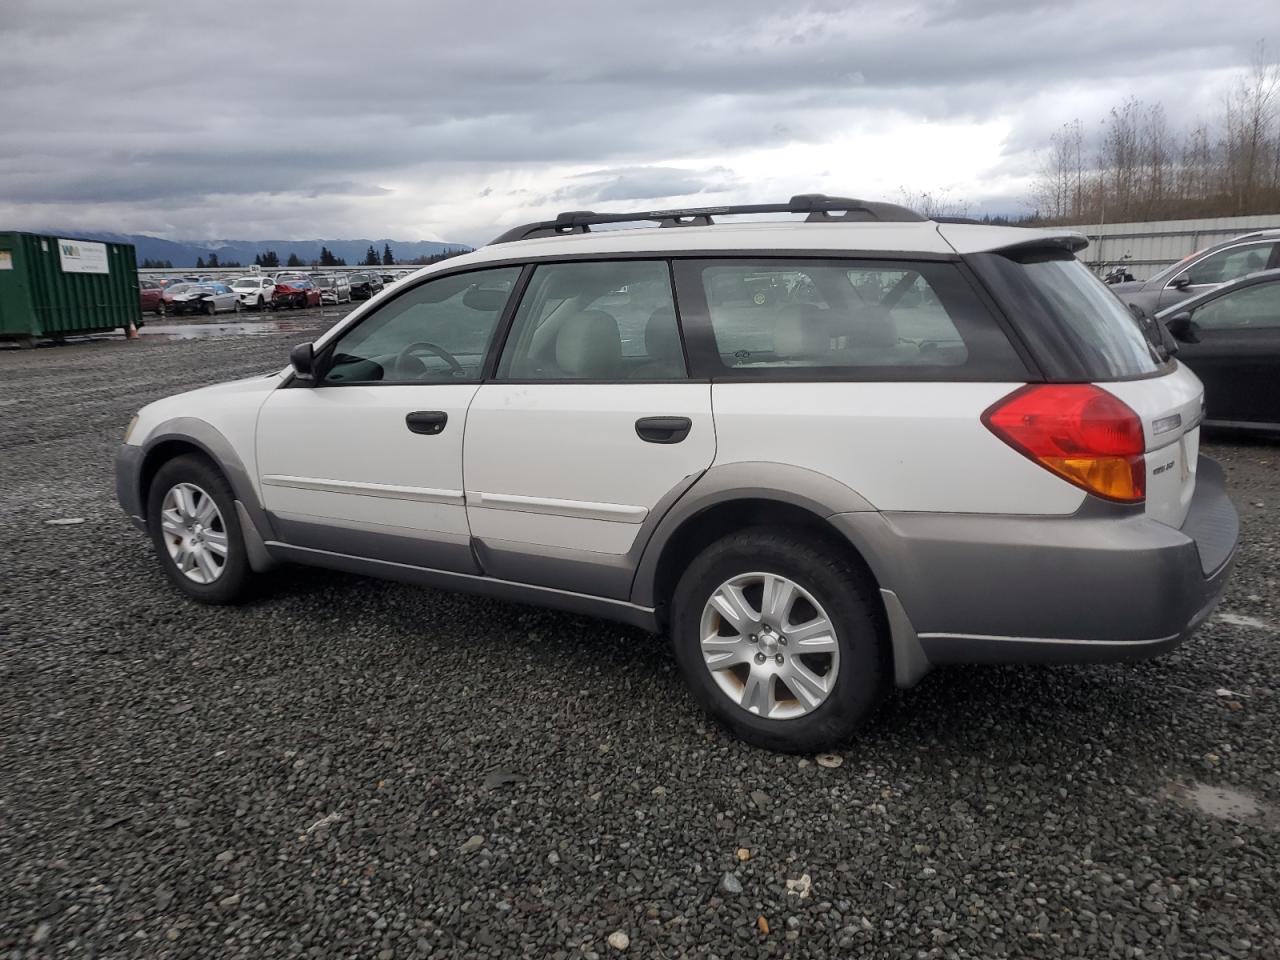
[254,265,522,571]
[1174,278,1280,426]
[462,259,713,598]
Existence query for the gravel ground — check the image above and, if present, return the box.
[2,325,1279,959]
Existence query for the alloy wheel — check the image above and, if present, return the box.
[159,482,229,584]
[699,572,840,720]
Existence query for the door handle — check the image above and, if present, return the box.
[635,416,692,444]
[405,410,448,435]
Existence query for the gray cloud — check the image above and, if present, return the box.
[0,0,1276,243]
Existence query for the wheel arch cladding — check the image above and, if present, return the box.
[639,500,886,637]
[140,418,274,542]
[632,461,879,613]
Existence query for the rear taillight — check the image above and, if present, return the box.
[982,384,1146,503]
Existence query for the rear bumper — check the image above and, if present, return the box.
[833,455,1238,678]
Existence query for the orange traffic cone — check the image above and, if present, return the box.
[126,320,140,341]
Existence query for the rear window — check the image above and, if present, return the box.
[979,251,1161,379]
[682,259,1026,380]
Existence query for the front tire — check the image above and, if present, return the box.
[671,527,887,752]
[146,454,253,604]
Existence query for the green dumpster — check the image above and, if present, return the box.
[0,232,141,343]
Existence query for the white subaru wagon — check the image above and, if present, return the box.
[116,195,1239,751]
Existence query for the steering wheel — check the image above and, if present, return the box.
[394,341,466,380]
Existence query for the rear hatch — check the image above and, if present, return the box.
[962,242,1202,528]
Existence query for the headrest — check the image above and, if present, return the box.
[555,310,621,377]
[773,303,830,359]
[849,304,898,349]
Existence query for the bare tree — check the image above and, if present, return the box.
[1222,42,1279,213]
[1026,45,1280,223]
[897,188,970,219]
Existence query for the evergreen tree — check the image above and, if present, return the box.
[207,253,220,268]
[382,243,394,265]
[196,256,205,269]
[262,250,279,268]
[286,252,302,267]
[363,245,380,266]
[253,253,262,267]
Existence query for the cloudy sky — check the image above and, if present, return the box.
[2,0,1277,246]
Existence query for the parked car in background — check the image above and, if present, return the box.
[164,282,240,316]
[230,276,277,311]
[273,277,321,309]
[1158,268,1280,431]
[115,194,1237,751]
[1112,231,1280,316]
[380,272,396,285]
[310,274,352,304]
[139,279,165,316]
[348,272,384,300]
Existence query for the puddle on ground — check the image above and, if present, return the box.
[141,320,319,340]
[1163,780,1273,825]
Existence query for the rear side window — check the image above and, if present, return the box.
[977,251,1161,379]
[679,259,1025,380]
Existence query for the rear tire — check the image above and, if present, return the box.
[146,454,253,604]
[671,527,887,752]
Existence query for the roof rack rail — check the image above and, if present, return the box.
[487,194,926,245]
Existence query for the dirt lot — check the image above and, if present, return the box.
[2,325,1278,959]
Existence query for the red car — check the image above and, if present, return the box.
[139,279,165,316]
[273,277,321,309]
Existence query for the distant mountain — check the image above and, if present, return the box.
[38,231,470,267]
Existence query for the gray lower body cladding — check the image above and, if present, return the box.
[118,438,1239,674]
[833,455,1238,669]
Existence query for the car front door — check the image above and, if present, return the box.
[462,259,714,599]
[1158,241,1280,311]
[254,265,522,571]
[1176,278,1280,426]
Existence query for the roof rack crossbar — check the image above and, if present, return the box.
[487,194,925,245]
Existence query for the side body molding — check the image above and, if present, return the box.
[628,461,877,608]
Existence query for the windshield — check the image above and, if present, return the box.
[166,284,191,294]
[231,279,257,288]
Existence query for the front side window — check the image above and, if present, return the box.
[1193,281,1280,330]
[1180,242,1276,287]
[497,260,684,380]
[690,259,1022,377]
[322,266,520,384]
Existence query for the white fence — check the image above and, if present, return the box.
[1064,214,1280,280]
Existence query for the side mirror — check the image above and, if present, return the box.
[290,342,317,382]
[1164,311,1200,344]
[1172,275,1193,290]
